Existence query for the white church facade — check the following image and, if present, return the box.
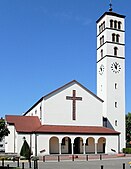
[5,6,126,156]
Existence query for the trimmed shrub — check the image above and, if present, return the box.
[123,148,131,154]
[20,140,31,160]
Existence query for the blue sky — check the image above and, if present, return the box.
[0,0,131,117]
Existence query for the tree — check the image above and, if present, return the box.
[0,118,10,141]
[20,138,31,160]
[126,113,131,145]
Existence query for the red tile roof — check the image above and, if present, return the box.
[36,125,119,135]
[5,115,41,133]
[5,115,119,135]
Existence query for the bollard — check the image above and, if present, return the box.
[22,162,24,169]
[34,160,36,169]
[43,156,45,162]
[58,155,60,162]
[123,163,125,169]
[72,155,74,161]
[100,154,102,160]
[7,164,9,169]
[2,158,4,167]
[101,165,104,169]
[86,155,88,161]
[34,160,38,169]
[29,159,31,168]
[36,160,38,169]
[17,157,20,167]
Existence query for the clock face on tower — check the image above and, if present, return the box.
[99,64,105,75]
[111,62,121,73]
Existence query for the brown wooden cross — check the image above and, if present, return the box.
[66,90,82,120]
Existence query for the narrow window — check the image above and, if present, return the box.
[116,34,120,43]
[100,37,102,46]
[40,106,42,120]
[35,110,37,114]
[100,36,104,46]
[118,21,121,30]
[115,83,118,89]
[102,36,104,44]
[112,33,115,42]
[115,102,118,108]
[99,25,101,33]
[101,49,103,58]
[114,20,117,29]
[103,117,107,127]
[103,21,105,30]
[115,120,118,126]
[110,20,113,28]
[114,47,118,56]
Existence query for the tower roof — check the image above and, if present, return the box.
[96,11,125,23]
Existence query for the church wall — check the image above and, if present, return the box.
[5,125,15,153]
[37,134,50,155]
[35,134,119,155]
[25,101,43,123]
[106,135,119,153]
[43,83,103,126]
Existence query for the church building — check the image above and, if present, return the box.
[5,5,126,156]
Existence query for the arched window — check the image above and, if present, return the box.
[102,35,104,44]
[115,120,118,126]
[115,83,118,89]
[103,21,105,30]
[112,33,115,42]
[100,37,102,46]
[114,20,117,29]
[101,49,103,58]
[114,47,118,56]
[99,25,101,33]
[100,36,104,46]
[116,34,120,43]
[118,21,122,30]
[115,102,118,108]
[110,20,113,28]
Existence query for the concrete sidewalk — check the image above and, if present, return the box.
[2,157,131,169]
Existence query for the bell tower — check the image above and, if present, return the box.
[96,4,125,151]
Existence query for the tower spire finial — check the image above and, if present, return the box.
[109,0,113,11]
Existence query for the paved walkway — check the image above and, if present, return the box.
[2,156,131,169]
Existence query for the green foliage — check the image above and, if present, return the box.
[0,167,20,169]
[0,118,10,141]
[20,139,31,160]
[126,113,131,143]
[123,148,131,154]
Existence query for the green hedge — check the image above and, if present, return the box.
[0,167,20,169]
[123,148,131,154]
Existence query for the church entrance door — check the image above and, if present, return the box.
[74,137,83,154]
[68,138,72,154]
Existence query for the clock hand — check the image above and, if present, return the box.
[114,63,118,70]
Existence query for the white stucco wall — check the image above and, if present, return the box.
[36,134,119,155]
[97,12,125,151]
[43,83,103,126]
[5,125,16,153]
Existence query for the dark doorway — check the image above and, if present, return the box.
[68,138,72,154]
[74,137,80,154]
